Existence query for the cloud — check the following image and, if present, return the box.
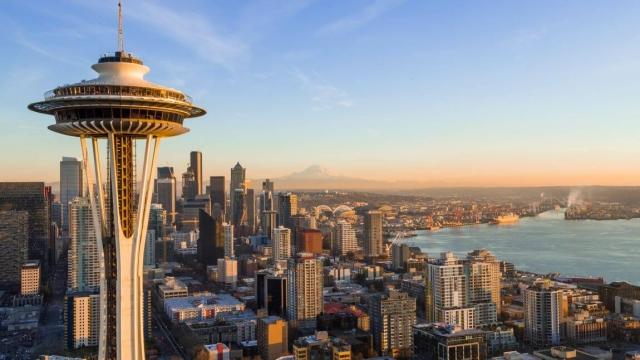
[13,30,82,66]
[316,0,406,36]
[129,1,248,70]
[293,69,353,110]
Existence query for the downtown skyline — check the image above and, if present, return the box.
[3,0,640,186]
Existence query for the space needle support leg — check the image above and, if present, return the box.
[80,136,108,360]
[133,134,160,359]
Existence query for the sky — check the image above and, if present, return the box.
[1,0,640,187]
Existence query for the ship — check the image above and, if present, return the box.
[490,213,519,224]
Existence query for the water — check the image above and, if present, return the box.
[404,210,640,284]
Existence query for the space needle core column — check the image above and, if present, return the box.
[28,9,206,358]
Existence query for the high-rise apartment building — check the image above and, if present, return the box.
[287,253,323,329]
[21,260,41,295]
[466,249,501,326]
[220,222,233,258]
[144,230,156,267]
[277,192,297,228]
[198,210,224,267]
[0,182,51,263]
[524,282,562,348]
[257,316,288,360]
[64,292,100,349]
[426,252,474,329]
[364,210,383,258]
[392,243,411,270]
[68,198,100,292]
[156,167,177,225]
[209,176,226,217]
[217,257,238,286]
[370,289,417,358]
[60,157,83,232]
[335,221,357,256]
[190,151,202,195]
[0,210,28,285]
[273,226,292,261]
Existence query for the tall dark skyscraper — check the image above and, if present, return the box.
[209,176,226,218]
[156,167,177,225]
[0,182,51,263]
[60,156,83,233]
[262,178,274,193]
[277,192,298,228]
[190,151,203,195]
[181,167,197,200]
[230,162,246,230]
[256,270,288,318]
[246,188,256,234]
[197,209,224,266]
[231,189,246,232]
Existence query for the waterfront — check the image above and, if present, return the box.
[405,210,640,284]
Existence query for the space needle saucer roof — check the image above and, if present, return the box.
[28,51,206,138]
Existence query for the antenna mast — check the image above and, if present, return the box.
[117,0,125,52]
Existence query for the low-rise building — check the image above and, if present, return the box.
[164,293,245,323]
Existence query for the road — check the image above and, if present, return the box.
[153,312,187,359]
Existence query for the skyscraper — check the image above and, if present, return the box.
[261,210,278,240]
[426,252,475,329]
[262,179,274,193]
[181,167,198,200]
[231,189,246,231]
[0,182,51,263]
[256,269,288,318]
[335,220,357,256]
[364,210,383,258]
[223,222,234,258]
[68,197,100,292]
[370,289,417,358]
[65,292,100,350]
[0,210,28,286]
[60,157,84,232]
[277,192,298,228]
[156,167,177,225]
[287,253,323,330]
[466,249,501,326]
[190,150,203,195]
[246,188,256,234]
[209,176,226,217]
[198,210,225,267]
[230,162,246,194]
[28,8,206,357]
[273,226,292,262]
[524,281,562,348]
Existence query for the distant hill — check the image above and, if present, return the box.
[260,165,393,190]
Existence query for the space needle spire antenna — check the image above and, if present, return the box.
[117,0,125,52]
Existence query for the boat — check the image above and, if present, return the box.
[490,213,519,224]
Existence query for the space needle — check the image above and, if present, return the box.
[28,2,206,359]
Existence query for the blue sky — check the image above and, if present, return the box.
[2,0,640,186]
